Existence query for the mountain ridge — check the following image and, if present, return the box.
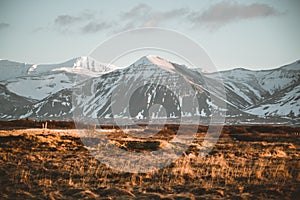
[0,56,299,124]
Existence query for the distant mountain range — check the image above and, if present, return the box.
[0,56,299,125]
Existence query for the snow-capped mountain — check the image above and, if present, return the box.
[208,60,300,117]
[0,56,299,124]
[0,60,32,81]
[72,55,232,121]
[0,57,118,100]
[0,84,32,119]
[246,83,300,117]
[25,56,117,76]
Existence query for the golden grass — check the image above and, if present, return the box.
[0,126,299,199]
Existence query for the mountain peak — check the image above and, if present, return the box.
[134,55,176,73]
[73,56,118,72]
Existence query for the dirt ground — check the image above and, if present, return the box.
[0,125,299,199]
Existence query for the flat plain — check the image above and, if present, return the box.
[0,123,299,199]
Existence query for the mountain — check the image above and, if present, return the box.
[71,55,241,123]
[0,84,33,119]
[0,60,32,81]
[209,60,300,117]
[0,56,299,124]
[0,57,118,100]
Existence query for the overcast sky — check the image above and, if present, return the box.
[0,0,299,70]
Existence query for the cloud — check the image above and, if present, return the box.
[54,12,95,26]
[0,22,10,30]
[54,15,81,26]
[189,1,281,29]
[143,8,190,27]
[50,2,282,34]
[52,11,113,34]
[81,21,111,33]
[163,8,190,19]
[122,3,151,19]
[117,4,189,31]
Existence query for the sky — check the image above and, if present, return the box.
[0,0,299,71]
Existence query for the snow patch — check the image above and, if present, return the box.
[146,55,175,73]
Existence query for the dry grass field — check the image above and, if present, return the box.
[0,123,299,199]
